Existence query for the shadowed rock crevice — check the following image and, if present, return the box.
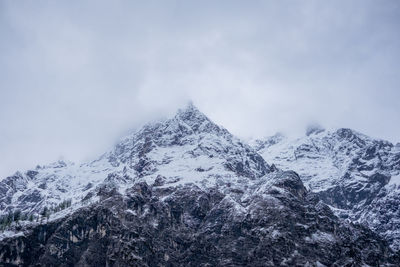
[0,175,398,266]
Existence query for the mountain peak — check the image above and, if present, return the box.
[175,102,207,122]
[107,103,270,179]
[178,101,198,113]
[171,102,221,135]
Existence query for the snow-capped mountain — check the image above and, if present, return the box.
[0,105,399,266]
[253,127,400,250]
[0,104,269,220]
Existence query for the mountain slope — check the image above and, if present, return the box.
[1,171,398,266]
[107,103,270,183]
[254,128,400,250]
[0,105,399,266]
[0,104,270,237]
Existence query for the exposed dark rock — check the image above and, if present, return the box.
[254,127,400,250]
[1,105,399,266]
[26,171,39,179]
[0,178,398,266]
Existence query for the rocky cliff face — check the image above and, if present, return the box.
[254,128,400,251]
[1,171,398,266]
[0,104,270,222]
[0,105,399,266]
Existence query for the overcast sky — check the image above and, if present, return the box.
[0,0,399,177]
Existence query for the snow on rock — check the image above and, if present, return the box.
[0,105,398,265]
[0,103,270,225]
[254,128,400,250]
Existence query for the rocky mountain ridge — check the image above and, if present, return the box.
[0,104,270,221]
[253,127,400,251]
[0,105,399,266]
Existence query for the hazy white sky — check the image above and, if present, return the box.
[0,0,399,177]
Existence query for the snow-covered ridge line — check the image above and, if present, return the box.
[2,103,399,252]
[254,127,400,250]
[0,103,270,233]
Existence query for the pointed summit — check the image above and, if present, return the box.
[173,102,219,134]
[175,102,207,122]
[179,100,197,112]
[108,102,270,179]
[175,101,203,119]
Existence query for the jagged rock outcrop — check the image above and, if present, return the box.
[254,128,400,251]
[0,104,399,266]
[0,104,270,218]
[1,171,398,266]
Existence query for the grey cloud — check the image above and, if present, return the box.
[0,0,399,177]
